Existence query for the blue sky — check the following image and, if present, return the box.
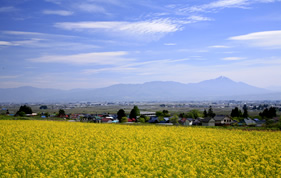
[0,0,281,90]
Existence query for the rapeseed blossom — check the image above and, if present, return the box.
[0,120,281,177]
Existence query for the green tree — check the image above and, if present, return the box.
[170,115,179,125]
[162,110,170,117]
[156,111,163,117]
[186,109,202,119]
[138,117,145,123]
[158,116,164,122]
[139,115,149,122]
[207,106,216,118]
[242,106,249,118]
[203,109,208,117]
[117,109,126,122]
[129,106,140,120]
[156,110,170,117]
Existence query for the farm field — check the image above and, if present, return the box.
[0,121,281,177]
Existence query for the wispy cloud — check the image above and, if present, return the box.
[0,75,19,79]
[43,10,73,16]
[0,41,14,46]
[178,0,280,13]
[222,57,245,60]
[0,6,18,13]
[55,19,181,34]
[1,31,98,51]
[3,31,74,38]
[83,58,190,74]
[0,39,43,46]
[188,15,213,22]
[28,51,133,65]
[229,30,281,49]
[55,19,184,40]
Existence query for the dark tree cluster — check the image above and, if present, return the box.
[40,105,48,110]
[58,109,66,117]
[203,106,216,118]
[156,110,170,117]
[230,105,249,118]
[259,107,277,119]
[16,105,33,116]
[179,110,202,119]
[231,107,243,118]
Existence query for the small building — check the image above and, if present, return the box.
[214,116,232,126]
[101,118,111,123]
[253,118,265,127]
[244,118,256,126]
[192,118,201,126]
[179,118,193,126]
[140,112,156,117]
[201,118,215,127]
[148,116,159,123]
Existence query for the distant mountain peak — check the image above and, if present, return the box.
[215,76,232,81]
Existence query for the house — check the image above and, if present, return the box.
[101,118,111,123]
[179,118,193,126]
[253,118,265,127]
[192,118,201,126]
[214,116,232,126]
[201,118,215,127]
[148,116,159,123]
[159,117,170,123]
[112,119,119,123]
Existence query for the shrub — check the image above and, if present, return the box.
[121,117,128,123]
[139,117,145,123]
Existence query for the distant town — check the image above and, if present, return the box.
[1,100,281,129]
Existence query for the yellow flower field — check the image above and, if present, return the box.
[0,120,281,177]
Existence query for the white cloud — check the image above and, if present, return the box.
[204,0,249,9]
[188,15,213,22]
[0,41,13,46]
[229,30,281,48]
[28,51,133,65]
[164,43,176,46]
[43,10,73,16]
[209,45,231,48]
[77,4,107,14]
[0,6,17,13]
[222,57,245,60]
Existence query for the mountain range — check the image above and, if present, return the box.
[0,76,280,103]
